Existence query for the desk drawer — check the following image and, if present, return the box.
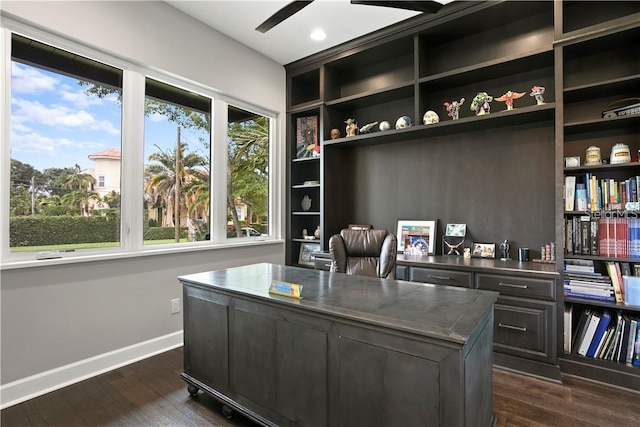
[493,296,556,364]
[409,267,472,288]
[476,273,555,300]
[314,257,332,271]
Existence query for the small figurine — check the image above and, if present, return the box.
[444,98,465,120]
[495,91,525,111]
[423,110,440,124]
[530,85,545,105]
[463,247,471,258]
[379,121,391,131]
[330,128,341,139]
[345,118,358,137]
[359,121,379,133]
[395,115,412,129]
[314,226,321,239]
[499,239,511,260]
[470,92,493,116]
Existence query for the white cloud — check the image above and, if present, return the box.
[60,84,104,107]
[11,131,103,156]
[12,98,120,135]
[148,112,168,122]
[11,63,58,94]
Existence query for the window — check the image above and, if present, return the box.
[143,78,211,245]
[8,34,123,253]
[226,105,270,239]
[2,27,276,263]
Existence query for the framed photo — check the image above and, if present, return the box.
[296,116,319,159]
[471,242,496,258]
[298,242,321,266]
[396,220,437,255]
[445,223,466,237]
[443,223,466,256]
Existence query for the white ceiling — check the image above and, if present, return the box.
[166,0,452,65]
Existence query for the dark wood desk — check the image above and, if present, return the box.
[179,263,498,426]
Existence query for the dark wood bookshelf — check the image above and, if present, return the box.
[285,0,639,391]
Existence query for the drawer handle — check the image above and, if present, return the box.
[498,323,527,332]
[428,275,453,281]
[498,282,528,289]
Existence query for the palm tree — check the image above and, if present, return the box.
[144,140,207,241]
[227,115,269,236]
[61,164,97,215]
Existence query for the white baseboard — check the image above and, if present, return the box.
[0,330,183,410]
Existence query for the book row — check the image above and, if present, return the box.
[564,216,640,258]
[565,174,640,212]
[565,305,640,367]
[564,260,640,305]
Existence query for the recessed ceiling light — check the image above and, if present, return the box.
[310,28,326,41]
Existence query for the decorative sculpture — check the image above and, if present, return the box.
[330,128,341,139]
[530,85,545,105]
[470,92,493,116]
[423,110,440,124]
[379,121,391,131]
[495,91,525,111]
[359,121,379,133]
[444,98,465,120]
[395,115,412,129]
[345,118,358,137]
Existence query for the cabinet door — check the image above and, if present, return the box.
[493,296,557,364]
[183,287,230,393]
[409,266,473,288]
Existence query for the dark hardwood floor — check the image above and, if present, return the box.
[2,347,638,426]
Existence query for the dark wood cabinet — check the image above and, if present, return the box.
[180,264,498,427]
[286,0,640,390]
[556,1,640,391]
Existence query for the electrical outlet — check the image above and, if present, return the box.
[171,298,180,314]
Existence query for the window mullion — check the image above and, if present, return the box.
[121,69,145,252]
[211,98,228,242]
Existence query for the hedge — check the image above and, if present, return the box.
[10,215,187,247]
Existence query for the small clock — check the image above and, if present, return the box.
[564,156,580,168]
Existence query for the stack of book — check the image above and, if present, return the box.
[563,260,616,302]
[565,306,640,367]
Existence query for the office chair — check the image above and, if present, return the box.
[329,228,397,279]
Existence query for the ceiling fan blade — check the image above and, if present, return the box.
[256,1,315,33]
[350,0,444,14]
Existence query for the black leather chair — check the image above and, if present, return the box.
[329,228,397,279]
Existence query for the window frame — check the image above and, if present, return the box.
[0,20,280,268]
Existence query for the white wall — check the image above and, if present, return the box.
[0,0,286,407]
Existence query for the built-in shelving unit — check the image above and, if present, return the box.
[556,1,640,390]
[286,0,640,390]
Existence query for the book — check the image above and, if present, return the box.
[572,308,591,354]
[618,316,632,362]
[586,310,611,358]
[578,311,601,356]
[633,325,640,366]
[597,326,615,359]
[564,304,573,353]
[606,262,625,303]
[563,291,616,302]
[626,319,638,365]
[566,176,577,211]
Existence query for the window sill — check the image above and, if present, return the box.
[0,238,284,271]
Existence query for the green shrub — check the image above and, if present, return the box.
[10,215,120,247]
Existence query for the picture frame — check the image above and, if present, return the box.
[396,220,437,255]
[296,115,319,159]
[443,223,467,256]
[298,242,321,266]
[471,242,496,258]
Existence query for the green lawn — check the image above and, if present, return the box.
[10,239,191,252]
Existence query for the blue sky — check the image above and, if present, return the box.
[10,61,208,174]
